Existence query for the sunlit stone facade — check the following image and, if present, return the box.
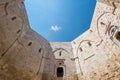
[0,0,120,80]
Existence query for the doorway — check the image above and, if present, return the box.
[57,67,64,77]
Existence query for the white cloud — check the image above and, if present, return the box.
[50,25,62,32]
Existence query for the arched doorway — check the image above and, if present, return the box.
[57,67,64,77]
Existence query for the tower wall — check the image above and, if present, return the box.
[72,0,120,79]
[0,0,55,80]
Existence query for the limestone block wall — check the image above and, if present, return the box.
[50,42,77,77]
[72,0,120,80]
[0,0,55,80]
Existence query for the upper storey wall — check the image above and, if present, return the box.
[0,0,29,56]
[90,0,120,46]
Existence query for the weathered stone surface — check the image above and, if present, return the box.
[0,0,55,80]
[50,42,77,77]
[0,0,120,80]
[71,0,120,80]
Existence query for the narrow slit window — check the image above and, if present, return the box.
[28,42,32,46]
[59,51,62,56]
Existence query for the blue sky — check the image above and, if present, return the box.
[25,0,96,42]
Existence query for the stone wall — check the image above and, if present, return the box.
[0,0,55,80]
[72,0,120,79]
[0,0,120,80]
[50,42,77,77]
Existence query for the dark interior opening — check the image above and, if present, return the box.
[118,31,120,36]
[116,31,120,41]
[57,67,64,77]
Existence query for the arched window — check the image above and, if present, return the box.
[57,67,64,77]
